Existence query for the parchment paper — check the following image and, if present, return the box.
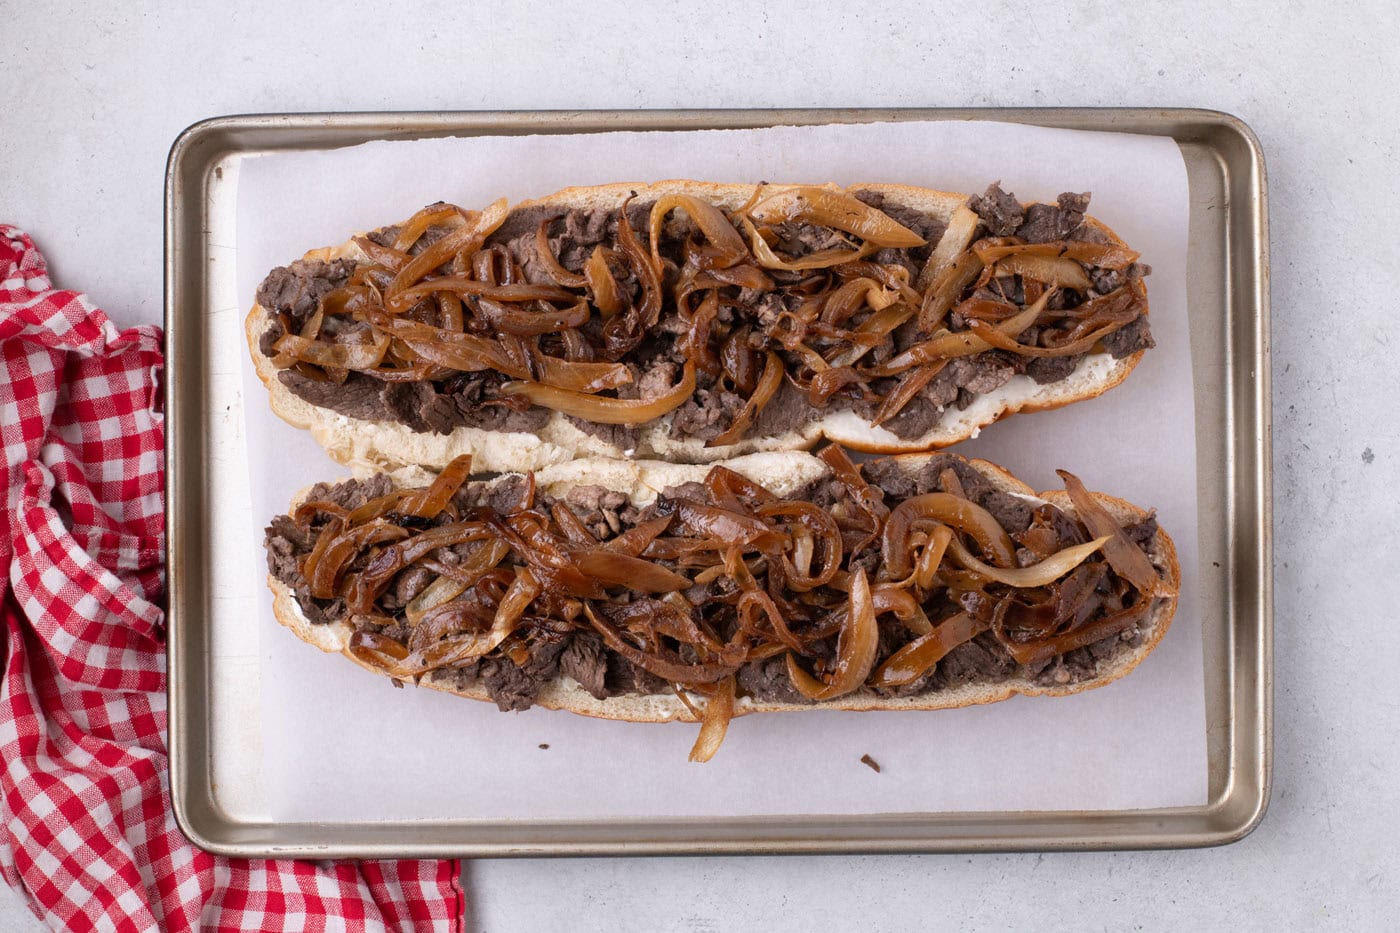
[236,120,1204,820]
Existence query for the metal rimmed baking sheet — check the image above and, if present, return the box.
[166,108,1270,856]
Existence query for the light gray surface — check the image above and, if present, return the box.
[0,1,1395,930]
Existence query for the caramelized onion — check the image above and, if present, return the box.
[500,359,695,424]
[573,550,692,592]
[748,188,926,248]
[974,239,1140,270]
[391,277,576,307]
[917,204,979,291]
[603,514,675,557]
[618,198,663,327]
[305,520,410,600]
[876,288,1050,377]
[404,575,470,627]
[476,297,590,335]
[584,247,623,317]
[785,568,878,700]
[967,318,1124,358]
[737,589,806,652]
[996,599,1153,666]
[741,216,879,271]
[870,612,985,687]
[755,500,843,591]
[688,676,736,763]
[649,194,750,270]
[807,365,866,407]
[881,494,1016,576]
[273,329,390,371]
[991,253,1093,291]
[399,454,473,519]
[583,603,738,684]
[533,215,587,288]
[870,361,944,426]
[1056,470,1164,596]
[817,445,888,553]
[385,198,507,308]
[708,351,783,447]
[946,534,1109,587]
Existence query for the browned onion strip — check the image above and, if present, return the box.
[346,522,495,614]
[914,524,954,590]
[404,575,470,627]
[996,599,1153,666]
[293,500,348,525]
[919,250,984,332]
[737,589,806,653]
[1056,470,1164,596]
[572,550,692,593]
[917,204,980,291]
[708,351,783,447]
[967,318,1124,358]
[533,216,587,288]
[823,303,916,371]
[870,360,945,427]
[974,239,1140,270]
[353,235,410,271]
[946,534,1109,587]
[871,583,932,635]
[672,500,786,553]
[618,198,664,327]
[399,454,473,519]
[684,290,722,376]
[870,612,985,688]
[500,359,694,424]
[582,603,738,684]
[747,188,926,248]
[385,225,480,309]
[584,247,623,318]
[348,630,411,673]
[816,445,888,553]
[875,288,1050,377]
[273,329,390,372]
[390,277,577,306]
[882,493,1017,577]
[688,676,736,763]
[392,203,471,253]
[821,277,893,326]
[698,469,766,510]
[784,568,878,700]
[741,216,880,271]
[550,502,600,545]
[807,365,866,407]
[299,514,345,590]
[992,253,1093,291]
[305,519,411,600]
[476,297,590,336]
[371,309,631,391]
[755,500,843,591]
[603,514,675,557]
[702,263,773,290]
[649,194,750,271]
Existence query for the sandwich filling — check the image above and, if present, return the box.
[255,184,1152,447]
[264,450,1170,751]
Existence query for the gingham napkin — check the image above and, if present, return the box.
[0,226,461,931]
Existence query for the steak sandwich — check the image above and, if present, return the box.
[247,181,1154,474]
[263,448,1179,760]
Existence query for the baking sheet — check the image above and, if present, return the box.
[233,120,1205,821]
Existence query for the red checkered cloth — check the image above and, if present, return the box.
[0,226,463,931]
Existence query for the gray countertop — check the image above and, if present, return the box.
[2,2,1396,929]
